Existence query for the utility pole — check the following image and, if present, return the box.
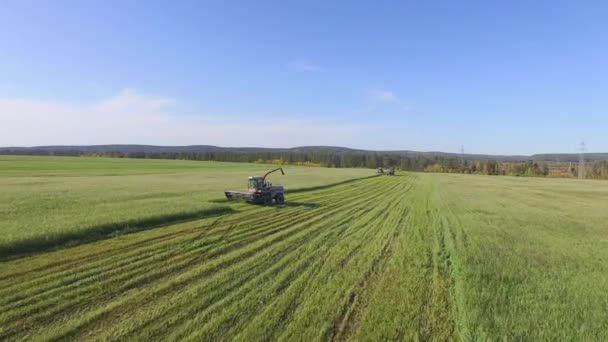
[460,145,465,171]
[579,141,586,179]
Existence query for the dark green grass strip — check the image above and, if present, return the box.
[286,175,380,193]
[0,206,236,261]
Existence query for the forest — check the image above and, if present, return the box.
[5,148,607,179]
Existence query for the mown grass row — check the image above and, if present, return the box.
[0,173,461,340]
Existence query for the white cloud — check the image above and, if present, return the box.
[364,88,415,113]
[401,104,414,112]
[367,88,398,103]
[287,59,321,72]
[0,89,380,147]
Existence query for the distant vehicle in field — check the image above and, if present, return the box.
[225,168,285,205]
[377,167,395,175]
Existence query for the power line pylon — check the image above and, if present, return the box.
[579,141,586,179]
[460,145,465,171]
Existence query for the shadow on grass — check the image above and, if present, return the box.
[208,198,232,204]
[286,175,379,194]
[278,201,321,209]
[0,206,237,261]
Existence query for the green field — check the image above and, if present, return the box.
[1,156,608,340]
[0,155,371,255]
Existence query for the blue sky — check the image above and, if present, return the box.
[1,0,607,154]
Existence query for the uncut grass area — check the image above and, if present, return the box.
[435,173,608,339]
[1,158,608,339]
[0,155,371,256]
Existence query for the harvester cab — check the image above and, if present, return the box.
[225,168,286,205]
[248,177,265,190]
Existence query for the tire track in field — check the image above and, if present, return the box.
[273,177,415,342]
[118,218,348,340]
[180,175,416,341]
[230,176,416,342]
[96,196,376,340]
[330,205,410,341]
[434,186,473,339]
[345,174,458,341]
[162,211,365,341]
[194,182,410,341]
[278,207,407,342]
[416,187,456,341]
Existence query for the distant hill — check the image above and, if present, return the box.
[0,144,278,154]
[2,144,608,162]
[530,153,608,163]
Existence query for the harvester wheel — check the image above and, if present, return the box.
[275,194,284,205]
[263,194,272,205]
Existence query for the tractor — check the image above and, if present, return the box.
[376,167,395,175]
[224,167,285,205]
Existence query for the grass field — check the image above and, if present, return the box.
[0,155,371,256]
[1,156,608,340]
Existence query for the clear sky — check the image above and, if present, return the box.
[1,0,607,154]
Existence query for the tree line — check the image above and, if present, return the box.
[5,148,608,179]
